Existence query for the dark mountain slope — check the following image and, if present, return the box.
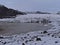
[0,5,26,18]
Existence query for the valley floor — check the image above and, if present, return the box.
[0,14,60,45]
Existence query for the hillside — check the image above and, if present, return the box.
[0,5,26,18]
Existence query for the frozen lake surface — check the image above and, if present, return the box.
[0,23,53,36]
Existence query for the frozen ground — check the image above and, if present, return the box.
[0,14,60,45]
[0,14,60,23]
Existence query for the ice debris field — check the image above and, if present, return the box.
[0,14,60,45]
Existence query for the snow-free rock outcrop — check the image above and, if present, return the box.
[0,5,26,18]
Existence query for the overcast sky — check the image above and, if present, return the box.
[0,0,60,12]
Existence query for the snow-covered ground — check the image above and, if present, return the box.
[0,14,60,23]
[0,14,60,45]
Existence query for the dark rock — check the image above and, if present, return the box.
[36,38,41,41]
[43,31,48,34]
[27,34,29,36]
[3,42,6,44]
[22,43,25,45]
[29,39,33,41]
[25,40,28,43]
[24,36,27,39]
[47,33,50,35]
[55,37,57,38]
[0,37,4,39]
[41,32,43,34]
[51,35,54,37]
[55,41,58,43]
[59,36,60,38]
[36,21,39,23]
[49,21,51,23]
